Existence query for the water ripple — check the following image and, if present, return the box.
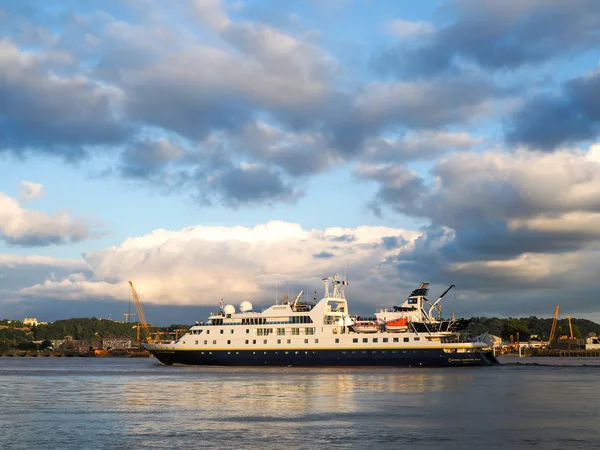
[1,358,600,449]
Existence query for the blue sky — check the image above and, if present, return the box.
[2,0,600,325]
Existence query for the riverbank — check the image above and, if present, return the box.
[498,354,600,365]
[0,349,151,358]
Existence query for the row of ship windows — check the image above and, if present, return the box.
[194,339,321,345]
[197,350,433,355]
[208,316,313,326]
[355,337,419,343]
[189,336,421,345]
[191,328,316,336]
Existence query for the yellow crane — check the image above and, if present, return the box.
[129,281,154,344]
[565,316,574,339]
[548,305,560,344]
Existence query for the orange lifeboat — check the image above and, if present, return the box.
[385,317,409,332]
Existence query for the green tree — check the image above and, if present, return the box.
[501,318,530,341]
[39,339,52,350]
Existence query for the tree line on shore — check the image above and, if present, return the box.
[465,316,600,341]
[1,315,598,351]
[0,318,189,351]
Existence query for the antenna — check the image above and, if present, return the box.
[344,260,347,282]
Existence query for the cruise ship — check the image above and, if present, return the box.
[143,275,498,367]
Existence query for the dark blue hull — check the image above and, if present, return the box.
[148,348,499,367]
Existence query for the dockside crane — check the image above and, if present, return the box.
[566,316,574,339]
[548,305,560,345]
[128,281,154,345]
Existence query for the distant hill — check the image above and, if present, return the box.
[33,318,140,341]
[0,317,191,350]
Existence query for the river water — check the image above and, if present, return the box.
[1,357,599,449]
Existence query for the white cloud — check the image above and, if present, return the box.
[447,247,600,290]
[18,275,125,302]
[0,254,88,270]
[0,191,97,246]
[508,212,600,237]
[359,145,600,307]
[429,148,600,226]
[365,146,600,230]
[387,19,434,39]
[15,221,420,306]
[353,77,496,130]
[20,180,44,201]
[362,131,482,162]
[190,0,231,31]
[0,38,126,152]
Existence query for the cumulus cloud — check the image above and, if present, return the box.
[0,254,88,270]
[361,131,482,162]
[18,275,125,302]
[0,39,127,159]
[506,68,600,149]
[8,218,600,321]
[14,221,419,308]
[351,76,500,130]
[101,3,338,145]
[356,164,428,218]
[0,2,512,208]
[204,122,338,177]
[0,191,98,247]
[376,0,600,77]
[203,163,302,207]
[19,180,44,201]
[119,138,185,180]
[0,255,91,304]
[358,147,600,302]
[363,148,600,232]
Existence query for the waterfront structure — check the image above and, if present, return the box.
[101,335,133,350]
[144,275,498,367]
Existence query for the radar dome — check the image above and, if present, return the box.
[239,301,253,312]
[223,304,236,315]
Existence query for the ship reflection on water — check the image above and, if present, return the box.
[1,358,600,449]
[116,368,477,416]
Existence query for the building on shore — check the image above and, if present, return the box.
[101,336,133,350]
[50,335,134,352]
[586,334,600,350]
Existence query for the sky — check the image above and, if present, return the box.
[2,0,600,325]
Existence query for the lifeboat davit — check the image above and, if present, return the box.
[385,317,409,332]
